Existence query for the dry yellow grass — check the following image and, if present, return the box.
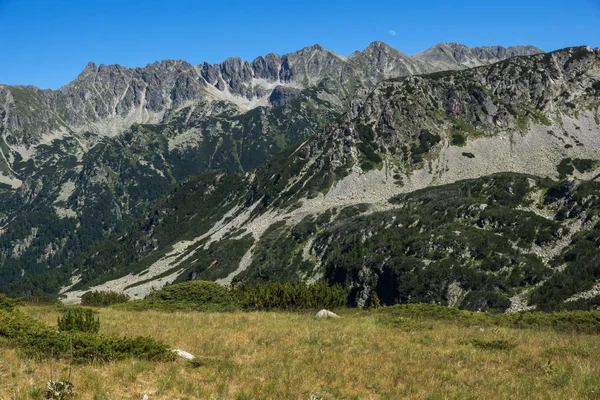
[2,306,600,399]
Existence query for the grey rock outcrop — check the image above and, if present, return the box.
[414,42,543,68]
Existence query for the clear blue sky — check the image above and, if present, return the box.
[1,0,598,89]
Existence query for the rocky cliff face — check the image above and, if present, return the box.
[58,46,600,313]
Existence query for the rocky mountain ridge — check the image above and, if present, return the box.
[59,46,600,313]
[0,42,542,165]
[0,41,546,297]
[414,42,542,68]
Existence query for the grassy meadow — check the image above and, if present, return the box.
[2,306,600,399]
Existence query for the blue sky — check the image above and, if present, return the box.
[1,0,599,89]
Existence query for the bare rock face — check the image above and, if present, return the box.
[251,53,282,81]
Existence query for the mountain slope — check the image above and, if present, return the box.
[60,46,600,312]
[0,41,544,295]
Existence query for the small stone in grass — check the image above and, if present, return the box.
[315,309,341,319]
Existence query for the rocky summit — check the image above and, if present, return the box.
[5,42,600,313]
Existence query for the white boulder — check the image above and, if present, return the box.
[172,349,195,360]
[315,309,341,319]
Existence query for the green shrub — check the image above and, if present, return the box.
[81,291,129,307]
[147,280,230,303]
[0,293,17,311]
[118,280,239,312]
[556,158,574,178]
[0,309,174,363]
[57,308,100,334]
[572,158,595,173]
[370,291,381,310]
[236,281,347,311]
[451,132,466,146]
[117,280,348,312]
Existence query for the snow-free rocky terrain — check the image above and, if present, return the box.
[4,42,600,312]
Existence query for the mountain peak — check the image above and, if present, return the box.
[293,44,331,55]
[366,41,393,50]
[363,41,409,57]
[82,61,98,74]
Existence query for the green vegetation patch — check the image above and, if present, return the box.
[238,220,314,282]
[459,291,511,313]
[0,305,174,363]
[0,293,18,312]
[57,308,100,333]
[379,304,600,334]
[236,281,347,311]
[557,158,596,178]
[175,234,255,282]
[81,291,129,307]
[411,129,441,164]
[116,280,348,312]
[118,280,239,312]
[451,132,466,146]
[324,174,556,306]
[449,117,483,147]
[572,158,596,173]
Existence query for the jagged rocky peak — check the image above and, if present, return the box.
[0,40,553,148]
[251,53,282,81]
[58,58,204,120]
[80,61,98,75]
[350,40,438,78]
[199,44,347,95]
[279,44,348,83]
[363,40,410,57]
[414,42,544,66]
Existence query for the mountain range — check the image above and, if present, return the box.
[3,41,600,312]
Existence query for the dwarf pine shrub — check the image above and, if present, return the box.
[0,308,174,363]
[118,280,239,312]
[0,293,17,311]
[81,291,129,307]
[236,281,347,311]
[57,308,100,334]
[117,280,348,312]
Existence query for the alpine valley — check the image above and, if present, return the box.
[2,41,600,313]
